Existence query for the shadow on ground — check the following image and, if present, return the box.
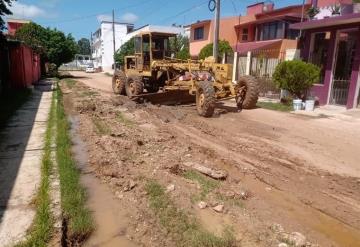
[0,79,53,225]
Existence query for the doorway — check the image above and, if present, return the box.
[330,30,357,105]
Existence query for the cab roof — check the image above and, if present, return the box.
[135,31,177,37]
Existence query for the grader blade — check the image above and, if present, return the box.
[132,91,195,105]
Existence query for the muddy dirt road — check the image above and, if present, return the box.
[63,71,360,247]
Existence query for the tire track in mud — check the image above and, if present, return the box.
[148,109,360,247]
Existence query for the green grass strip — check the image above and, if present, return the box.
[146,180,237,247]
[183,170,220,201]
[56,85,94,244]
[257,101,293,112]
[16,90,56,247]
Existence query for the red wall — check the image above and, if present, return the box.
[8,44,41,89]
[7,22,25,36]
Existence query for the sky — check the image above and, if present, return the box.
[5,0,303,40]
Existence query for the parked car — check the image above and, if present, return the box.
[85,66,95,73]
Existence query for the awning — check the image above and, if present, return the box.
[290,13,360,30]
[235,40,282,54]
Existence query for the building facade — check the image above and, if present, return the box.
[235,2,310,57]
[91,21,134,72]
[188,2,309,58]
[291,0,360,109]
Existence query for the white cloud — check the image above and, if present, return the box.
[40,0,60,8]
[96,14,112,22]
[9,2,48,18]
[97,12,139,23]
[120,13,138,23]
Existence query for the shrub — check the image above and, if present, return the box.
[199,40,233,60]
[114,37,134,66]
[273,60,320,99]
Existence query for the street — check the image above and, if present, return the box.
[63,71,360,247]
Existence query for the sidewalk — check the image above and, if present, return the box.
[0,80,53,246]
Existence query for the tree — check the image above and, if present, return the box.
[114,37,134,66]
[273,60,320,99]
[78,38,91,55]
[0,0,15,30]
[15,22,79,67]
[199,40,233,60]
[169,34,190,60]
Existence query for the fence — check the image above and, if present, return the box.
[235,49,285,99]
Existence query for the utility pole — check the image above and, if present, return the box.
[213,0,221,62]
[299,0,306,37]
[112,9,116,70]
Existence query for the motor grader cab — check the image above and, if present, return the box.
[112,31,259,117]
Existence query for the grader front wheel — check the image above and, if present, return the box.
[112,71,127,95]
[196,81,215,117]
[125,75,144,98]
[236,76,259,109]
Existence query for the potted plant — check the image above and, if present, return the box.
[307,6,320,19]
[353,0,360,13]
[330,4,341,16]
[273,60,320,111]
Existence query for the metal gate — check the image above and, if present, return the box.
[330,79,350,105]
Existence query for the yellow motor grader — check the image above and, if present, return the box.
[112,31,259,117]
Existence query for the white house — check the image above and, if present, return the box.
[91,21,134,72]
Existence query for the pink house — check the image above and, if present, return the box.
[188,2,310,58]
[291,0,360,109]
[235,2,311,58]
[189,16,249,57]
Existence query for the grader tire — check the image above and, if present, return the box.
[237,76,259,109]
[125,75,144,98]
[112,71,126,95]
[196,81,215,117]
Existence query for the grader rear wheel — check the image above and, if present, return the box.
[236,76,259,109]
[125,75,144,97]
[196,81,215,117]
[112,71,126,95]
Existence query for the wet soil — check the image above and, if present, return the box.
[61,75,360,247]
[69,116,138,247]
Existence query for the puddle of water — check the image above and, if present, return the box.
[244,176,360,246]
[69,116,138,247]
[220,162,360,246]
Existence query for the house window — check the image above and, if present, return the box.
[242,28,249,41]
[259,21,283,41]
[309,32,331,84]
[285,23,300,40]
[194,27,204,40]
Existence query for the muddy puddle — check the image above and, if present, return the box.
[69,116,138,247]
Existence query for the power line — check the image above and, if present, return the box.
[159,0,209,24]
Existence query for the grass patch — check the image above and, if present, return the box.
[183,170,220,201]
[56,87,94,243]
[145,180,237,247]
[116,111,134,127]
[15,90,56,247]
[104,72,112,77]
[256,101,292,112]
[64,79,76,89]
[92,116,111,135]
[0,89,32,128]
[216,194,244,208]
[80,90,99,98]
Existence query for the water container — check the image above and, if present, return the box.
[305,100,315,111]
[293,99,303,111]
